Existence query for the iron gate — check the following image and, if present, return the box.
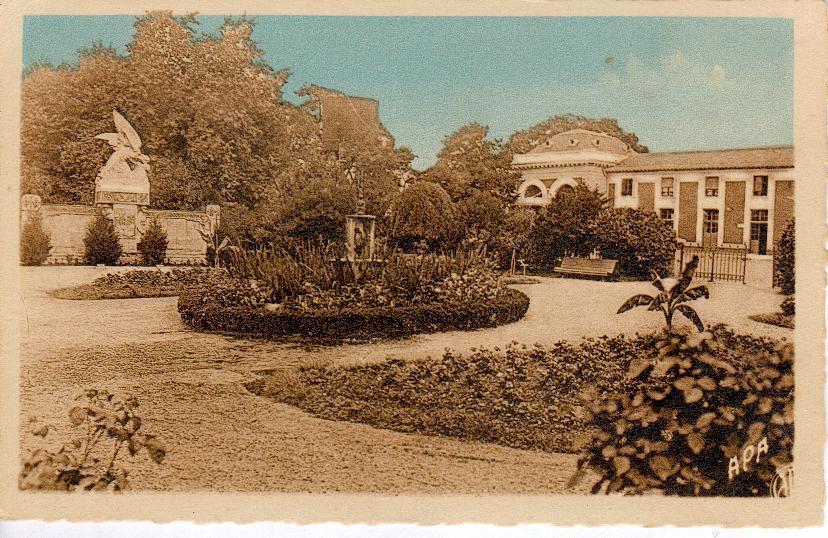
[678,244,746,283]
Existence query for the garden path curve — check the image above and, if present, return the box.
[18,267,789,493]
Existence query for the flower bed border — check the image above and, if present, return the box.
[178,288,530,341]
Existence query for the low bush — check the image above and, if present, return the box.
[51,268,220,300]
[244,326,782,459]
[20,214,52,266]
[137,219,168,266]
[774,219,795,295]
[19,389,165,491]
[572,326,793,496]
[84,214,122,265]
[179,287,529,342]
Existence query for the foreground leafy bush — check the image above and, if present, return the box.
[137,219,168,266]
[591,208,678,278]
[84,214,122,265]
[245,327,783,459]
[774,219,795,295]
[20,214,51,265]
[572,326,793,496]
[20,389,166,491]
[179,287,529,341]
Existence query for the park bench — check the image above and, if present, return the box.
[553,257,618,279]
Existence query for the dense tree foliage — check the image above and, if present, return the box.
[422,123,520,204]
[21,11,412,227]
[528,185,605,267]
[590,208,678,278]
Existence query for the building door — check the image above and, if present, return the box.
[702,209,719,247]
[606,183,615,208]
[750,209,769,255]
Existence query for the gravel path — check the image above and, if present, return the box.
[18,266,790,493]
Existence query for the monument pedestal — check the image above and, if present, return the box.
[95,176,150,264]
[345,214,376,261]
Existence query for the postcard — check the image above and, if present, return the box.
[0,0,824,528]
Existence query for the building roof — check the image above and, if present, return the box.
[607,145,793,173]
[528,128,632,155]
[310,85,394,154]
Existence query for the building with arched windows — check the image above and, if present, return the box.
[512,129,794,286]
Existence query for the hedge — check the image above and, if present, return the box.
[178,287,530,341]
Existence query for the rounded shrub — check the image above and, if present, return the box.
[20,214,51,266]
[84,214,122,265]
[390,181,458,252]
[137,219,168,266]
[590,208,677,278]
[774,219,794,295]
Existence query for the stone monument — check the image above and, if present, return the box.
[94,110,151,258]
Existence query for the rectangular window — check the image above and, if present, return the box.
[705,176,719,197]
[621,178,633,196]
[703,209,719,233]
[661,177,674,197]
[659,208,674,228]
[753,175,769,196]
[750,209,769,254]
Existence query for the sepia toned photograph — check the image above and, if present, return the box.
[1,0,825,529]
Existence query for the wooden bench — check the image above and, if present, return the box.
[553,257,618,279]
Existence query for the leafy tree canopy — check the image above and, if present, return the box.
[422,123,520,204]
[21,11,411,219]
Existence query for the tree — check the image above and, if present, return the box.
[422,123,520,204]
[20,215,52,266]
[774,219,795,295]
[507,113,649,155]
[84,214,122,265]
[137,219,168,265]
[389,181,458,251]
[590,208,678,278]
[528,185,605,267]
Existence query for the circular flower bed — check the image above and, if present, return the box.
[178,287,529,341]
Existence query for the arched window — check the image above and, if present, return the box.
[523,184,543,198]
[555,184,575,198]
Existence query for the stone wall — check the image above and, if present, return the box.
[21,194,219,265]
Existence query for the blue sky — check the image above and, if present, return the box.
[23,16,793,170]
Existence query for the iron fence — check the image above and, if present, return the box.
[678,244,746,283]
